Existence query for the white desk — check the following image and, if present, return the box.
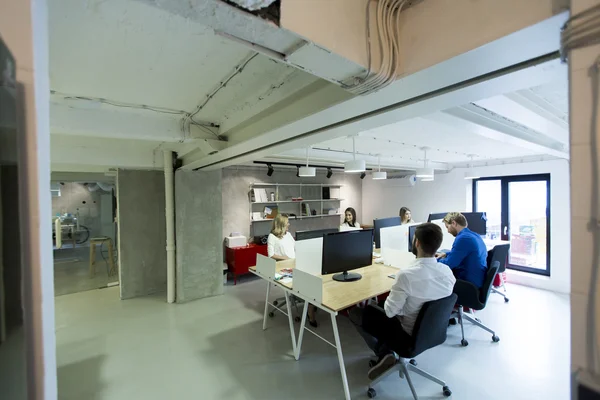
[250,259,405,400]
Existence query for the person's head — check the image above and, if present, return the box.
[344,207,357,227]
[412,223,443,257]
[271,214,290,238]
[399,207,412,223]
[442,212,468,237]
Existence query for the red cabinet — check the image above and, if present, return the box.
[226,243,268,284]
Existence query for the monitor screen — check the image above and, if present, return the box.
[427,212,448,222]
[296,228,339,241]
[322,229,374,275]
[407,225,418,253]
[373,217,401,248]
[463,212,487,235]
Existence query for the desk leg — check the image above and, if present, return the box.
[284,291,298,356]
[294,301,309,360]
[262,281,271,331]
[331,313,351,400]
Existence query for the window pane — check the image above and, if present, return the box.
[508,181,547,271]
[475,180,501,240]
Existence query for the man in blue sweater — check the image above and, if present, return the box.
[436,212,488,288]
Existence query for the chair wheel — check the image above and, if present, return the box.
[367,388,377,398]
[504,297,509,303]
[443,386,452,397]
[409,359,417,366]
[268,312,274,318]
[492,335,500,343]
[368,359,377,368]
[273,300,278,306]
[461,339,469,347]
[294,316,301,322]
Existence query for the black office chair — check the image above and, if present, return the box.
[451,261,500,346]
[366,294,457,399]
[488,244,510,303]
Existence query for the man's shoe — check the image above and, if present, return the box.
[367,353,397,380]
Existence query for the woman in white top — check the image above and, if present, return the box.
[399,206,414,224]
[340,207,361,230]
[267,214,295,260]
[267,214,318,327]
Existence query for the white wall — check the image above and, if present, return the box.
[363,159,570,294]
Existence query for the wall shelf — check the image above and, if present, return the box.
[251,199,344,205]
[252,213,342,222]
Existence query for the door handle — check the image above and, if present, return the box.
[503,226,508,236]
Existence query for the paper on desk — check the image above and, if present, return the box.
[280,277,292,284]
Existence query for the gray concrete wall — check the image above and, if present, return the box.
[175,170,224,303]
[117,170,167,299]
[222,166,363,241]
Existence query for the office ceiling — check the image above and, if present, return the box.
[267,78,569,171]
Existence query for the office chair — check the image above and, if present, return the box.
[488,244,510,303]
[451,261,500,346]
[365,294,457,399]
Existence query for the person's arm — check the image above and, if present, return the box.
[384,274,409,318]
[438,237,469,270]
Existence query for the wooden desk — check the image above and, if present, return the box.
[249,259,403,400]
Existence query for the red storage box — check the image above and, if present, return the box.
[226,243,268,284]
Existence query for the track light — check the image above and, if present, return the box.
[267,163,274,177]
[360,172,366,179]
[326,168,333,179]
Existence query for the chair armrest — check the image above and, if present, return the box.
[453,279,482,308]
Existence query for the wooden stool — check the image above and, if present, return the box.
[89,237,116,277]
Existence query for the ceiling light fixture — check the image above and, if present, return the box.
[416,147,434,179]
[298,147,316,177]
[372,155,387,180]
[344,136,366,173]
[267,163,274,177]
[464,155,480,180]
[326,168,333,179]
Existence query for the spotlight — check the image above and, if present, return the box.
[360,172,366,180]
[326,168,333,179]
[296,165,300,178]
[267,163,274,177]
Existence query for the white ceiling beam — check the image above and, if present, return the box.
[429,106,568,159]
[474,94,568,144]
[506,90,569,129]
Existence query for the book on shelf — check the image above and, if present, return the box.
[322,187,330,200]
[251,212,263,221]
[264,206,278,219]
[330,187,341,199]
[252,188,269,202]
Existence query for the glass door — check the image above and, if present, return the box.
[474,174,551,276]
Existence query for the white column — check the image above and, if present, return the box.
[163,151,176,303]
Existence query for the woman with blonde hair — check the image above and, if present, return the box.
[267,214,295,260]
[267,214,318,327]
[399,207,414,224]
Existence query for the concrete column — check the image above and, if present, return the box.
[163,151,176,304]
[175,169,224,302]
[116,170,167,299]
[569,0,600,388]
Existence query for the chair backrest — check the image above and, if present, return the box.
[479,261,500,304]
[488,244,510,273]
[410,293,458,355]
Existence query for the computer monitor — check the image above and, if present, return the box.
[373,217,401,248]
[463,212,487,235]
[295,228,339,241]
[407,225,418,253]
[322,229,374,282]
[427,212,448,222]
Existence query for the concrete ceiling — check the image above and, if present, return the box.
[266,78,569,171]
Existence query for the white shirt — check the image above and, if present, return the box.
[267,232,295,259]
[384,257,456,335]
[339,222,361,231]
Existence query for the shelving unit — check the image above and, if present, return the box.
[249,183,343,224]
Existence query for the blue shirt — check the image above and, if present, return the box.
[438,228,487,288]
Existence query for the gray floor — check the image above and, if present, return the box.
[54,245,117,296]
[55,278,570,400]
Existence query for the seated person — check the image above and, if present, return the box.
[267,214,318,327]
[349,223,456,380]
[340,207,361,231]
[399,206,414,224]
[436,212,487,288]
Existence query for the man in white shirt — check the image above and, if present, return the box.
[349,222,456,380]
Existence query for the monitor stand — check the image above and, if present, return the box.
[332,271,362,282]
